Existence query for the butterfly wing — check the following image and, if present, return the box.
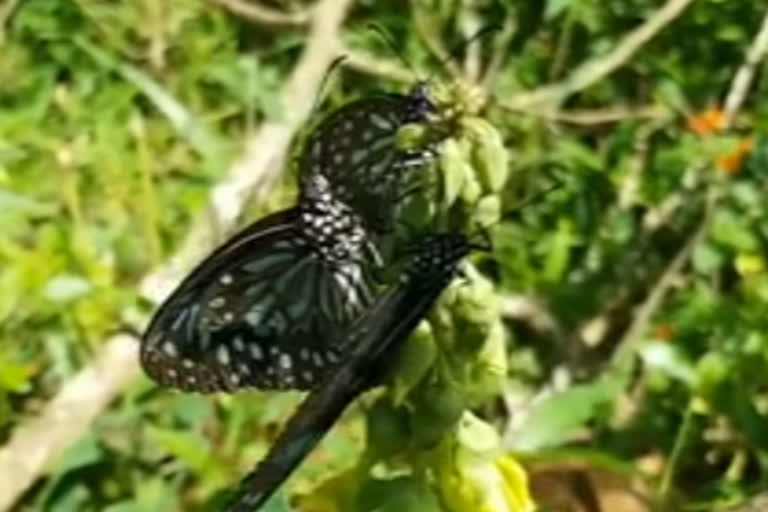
[224,233,472,511]
[140,208,373,393]
[299,91,438,232]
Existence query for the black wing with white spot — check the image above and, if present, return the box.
[140,207,373,393]
[299,84,439,232]
[224,233,474,511]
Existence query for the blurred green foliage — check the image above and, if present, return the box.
[5,0,768,511]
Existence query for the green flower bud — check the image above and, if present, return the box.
[396,122,430,151]
[400,192,435,231]
[460,173,483,205]
[408,381,466,450]
[471,195,502,229]
[452,266,498,352]
[695,351,729,396]
[391,321,437,404]
[439,138,470,207]
[365,395,410,461]
[456,411,500,454]
[463,117,510,193]
[435,413,536,512]
[465,321,508,404]
[357,476,442,512]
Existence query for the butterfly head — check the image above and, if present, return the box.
[402,82,439,123]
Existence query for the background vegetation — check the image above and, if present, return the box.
[3,0,768,511]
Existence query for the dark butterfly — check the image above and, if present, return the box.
[299,82,443,232]
[223,232,479,512]
[140,197,377,392]
[141,84,446,393]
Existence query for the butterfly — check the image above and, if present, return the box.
[141,85,447,393]
[140,198,377,392]
[223,232,479,511]
[299,82,444,232]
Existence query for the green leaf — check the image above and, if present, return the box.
[511,376,621,451]
[48,434,103,474]
[639,342,695,385]
[43,274,92,302]
[259,492,293,512]
[711,209,759,251]
[554,138,603,172]
[147,427,211,473]
[545,0,571,20]
[693,243,725,273]
[357,476,441,512]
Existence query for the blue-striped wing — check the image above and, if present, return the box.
[140,207,374,393]
[299,83,439,232]
[224,233,474,511]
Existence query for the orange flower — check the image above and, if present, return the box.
[687,107,724,135]
[716,137,753,175]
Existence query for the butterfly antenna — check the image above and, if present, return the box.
[310,55,348,116]
[464,173,566,253]
[427,24,502,83]
[504,176,565,218]
[367,23,419,80]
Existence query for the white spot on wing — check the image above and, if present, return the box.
[245,306,267,326]
[369,113,392,130]
[170,309,189,332]
[249,343,263,360]
[217,345,230,365]
[162,342,179,358]
[209,296,226,308]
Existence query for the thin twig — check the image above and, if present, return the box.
[479,14,516,97]
[548,6,576,81]
[658,400,695,502]
[342,49,414,83]
[458,0,483,84]
[641,193,683,232]
[512,104,668,125]
[209,0,309,27]
[503,0,694,111]
[0,0,353,509]
[499,293,565,343]
[611,188,716,366]
[722,10,768,127]
[145,1,168,70]
[0,0,19,44]
[619,117,672,209]
[411,0,462,79]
